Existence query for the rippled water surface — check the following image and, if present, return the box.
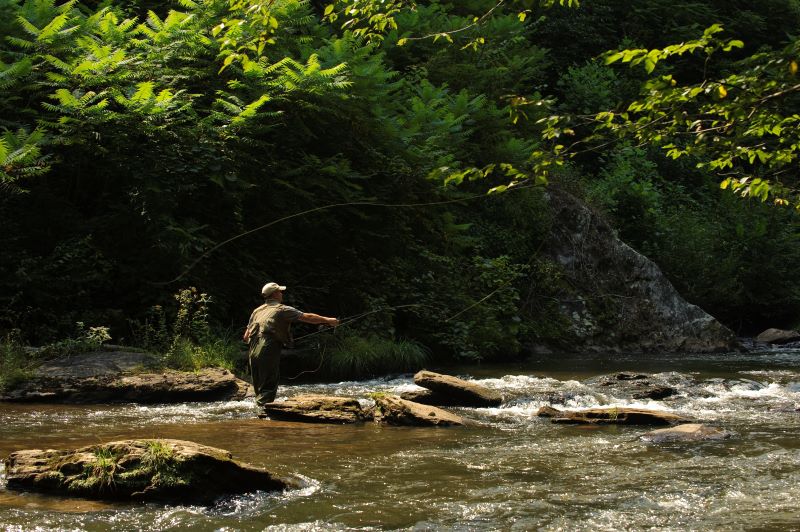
[2,350,799,530]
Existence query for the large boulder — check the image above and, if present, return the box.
[3,439,297,504]
[537,405,688,426]
[405,370,503,407]
[532,189,739,353]
[373,395,464,426]
[640,424,730,443]
[260,394,373,424]
[755,328,800,345]
[1,364,252,403]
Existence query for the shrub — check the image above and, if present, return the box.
[38,322,112,359]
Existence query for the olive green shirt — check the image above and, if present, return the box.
[246,301,303,346]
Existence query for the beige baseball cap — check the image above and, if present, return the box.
[261,282,286,297]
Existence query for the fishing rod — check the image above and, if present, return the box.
[285,303,432,380]
[284,304,431,379]
[158,182,537,286]
[283,234,549,379]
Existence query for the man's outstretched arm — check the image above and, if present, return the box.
[298,313,339,326]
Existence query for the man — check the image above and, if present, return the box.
[243,282,339,406]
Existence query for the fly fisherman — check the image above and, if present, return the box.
[243,282,339,407]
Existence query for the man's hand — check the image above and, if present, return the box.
[327,317,340,327]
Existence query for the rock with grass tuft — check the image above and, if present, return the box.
[3,439,297,504]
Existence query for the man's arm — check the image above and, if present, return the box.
[297,313,339,326]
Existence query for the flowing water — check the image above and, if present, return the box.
[1,350,799,531]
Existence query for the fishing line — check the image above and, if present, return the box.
[228,182,542,380]
[284,304,433,379]
[282,304,429,379]
[158,183,537,286]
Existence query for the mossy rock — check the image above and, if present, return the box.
[3,439,298,504]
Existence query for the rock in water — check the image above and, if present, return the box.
[640,424,730,443]
[583,372,685,401]
[260,394,373,424]
[409,370,503,407]
[755,328,800,345]
[3,439,297,504]
[537,406,688,426]
[373,395,464,426]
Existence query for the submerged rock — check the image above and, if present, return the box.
[260,394,373,424]
[631,386,678,400]
[583,372,685,402]
[373,395,464,426]
[537,405,688,426]
[404,371,503,407]
[3,439,296,504]
[1,366,252,403]
[755,328,800,345]
[640,424,730,443]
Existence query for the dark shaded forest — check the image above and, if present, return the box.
[3,0,800,372]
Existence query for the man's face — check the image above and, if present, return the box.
[274,290,284,302]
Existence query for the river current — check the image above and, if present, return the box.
[1,350,799,530]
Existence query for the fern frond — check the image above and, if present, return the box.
[43,54,71,72]
[6,36,36,50]
[0,59,33,88]
[146,10,164,31]
[57,0,78,15]
[132,81,155,102]
[116,17,137,33]
[37,13,69,41]
[52,88,79,107]
[16,16,41,37]
[232,94,271,123]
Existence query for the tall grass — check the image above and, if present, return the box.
[162,336,243,372]
[0,334,35,393]
[326,335,429,380]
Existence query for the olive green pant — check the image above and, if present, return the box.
[248,335,283,406]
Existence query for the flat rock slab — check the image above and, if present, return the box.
[4,439,297,504]
[411,370,502,407]
[756,328,800,344]
[537,406,688,426]
[374,395,464,426]
[260,394,373,424]
[1,367,251,403]
[640,423,730,443]
[36,350,157,379]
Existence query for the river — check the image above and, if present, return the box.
[1,349,799,530]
